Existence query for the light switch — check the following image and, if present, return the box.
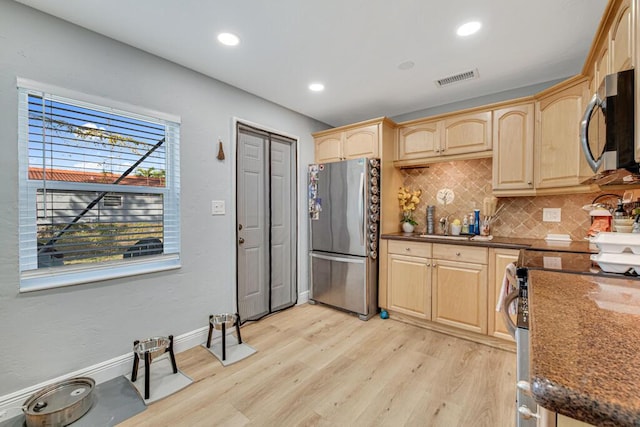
[211,200,225,215]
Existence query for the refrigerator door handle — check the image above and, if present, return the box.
[358,172,365,247]
[310,252,365,264]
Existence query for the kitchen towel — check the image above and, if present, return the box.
[496,262,517,314]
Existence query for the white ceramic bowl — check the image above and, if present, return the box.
[616,225,634,233]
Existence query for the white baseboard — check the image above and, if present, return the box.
[0,325,224,419]
[297,290,309,305]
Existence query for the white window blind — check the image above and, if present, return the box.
[18,85,181,292]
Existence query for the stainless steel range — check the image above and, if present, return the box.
[502,249,600,427]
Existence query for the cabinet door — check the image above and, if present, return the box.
[593,43,609,92]
[344,124,379,159]
[487,248,519,342]
[314,133,343,163]
[557,414,595,427]
[388,253,431,319]
[397,120,441,160]
[535,80,592,188]
[432,259,487,334]
[442,111,492,156]
[492,103,534,190]
[610,0,633,73]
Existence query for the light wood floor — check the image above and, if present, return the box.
[119,303,516,427]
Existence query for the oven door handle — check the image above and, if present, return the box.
[502,290,519,339]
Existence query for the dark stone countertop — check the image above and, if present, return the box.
[528,269,640,426]
[381,232,595,253]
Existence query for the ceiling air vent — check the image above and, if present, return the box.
[435,69,479,88]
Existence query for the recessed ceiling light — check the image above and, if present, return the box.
[309,83,325,92]
[398,61,415,70]
[217,32,240,46]
[456,21,482,37]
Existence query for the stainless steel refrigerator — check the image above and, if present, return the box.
[308,158,380,320]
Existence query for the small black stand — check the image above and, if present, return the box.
[207,313,242,361]
[131,335,177,400]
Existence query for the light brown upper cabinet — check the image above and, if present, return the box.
[492,102,535,192]
[314,124,379,163]
[534,77,594,189]
[395,110,492,166]
[343,124,380,159]
[313,117,399,164]
[397,119,441,160]
[610,0,633,73]
[314,133,344,163]
[442,111,492,155]
[592,43,609,93]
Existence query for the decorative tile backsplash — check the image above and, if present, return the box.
[399,158,621,241]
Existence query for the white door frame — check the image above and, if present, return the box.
[230,117,301,316]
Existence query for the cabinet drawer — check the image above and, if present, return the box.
[387,240,432,258]
[433,244,487,264]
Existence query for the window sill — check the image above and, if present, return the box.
[20,254,181,293]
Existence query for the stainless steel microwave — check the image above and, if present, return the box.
[580,68,636,183]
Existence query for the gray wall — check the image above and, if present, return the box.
[390,78,568,123]
[0,0,328,395]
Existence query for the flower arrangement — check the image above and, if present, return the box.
[398,187,422,225]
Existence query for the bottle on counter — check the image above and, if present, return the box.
[468,212,475,234]
[474,209,481,235]
[426,205,435,234]
[462,215,469,234]
[613,199,631,232]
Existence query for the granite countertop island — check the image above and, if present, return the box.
[528,269,640,426]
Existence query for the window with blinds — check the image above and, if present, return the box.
[18,83,181,291]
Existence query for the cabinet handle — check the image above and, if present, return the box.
[405,247,411,252]
[518,406,540,420]
[527,181,532,186]
[426,263,431,267]
[455,252,461,256]
[517,381,532,395]
[432,263,437,267]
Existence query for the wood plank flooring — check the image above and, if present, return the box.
[118,303,516,427]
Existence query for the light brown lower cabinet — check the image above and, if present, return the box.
[556,414,595,427]
[431,245,488,334]
[381,239,516,348]
[431,259,487,334]
[388,253,431,319]
[386,240,432,319]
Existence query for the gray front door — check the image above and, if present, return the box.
[236,123,297,321]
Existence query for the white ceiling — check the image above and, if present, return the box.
[16,0,608,127]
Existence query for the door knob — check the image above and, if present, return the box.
[238,237,245,244]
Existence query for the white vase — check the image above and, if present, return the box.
[402,222,415,233]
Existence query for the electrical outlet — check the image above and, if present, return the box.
[542,208,561,222]
[543,256,563,270]
[211,200,225,215]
